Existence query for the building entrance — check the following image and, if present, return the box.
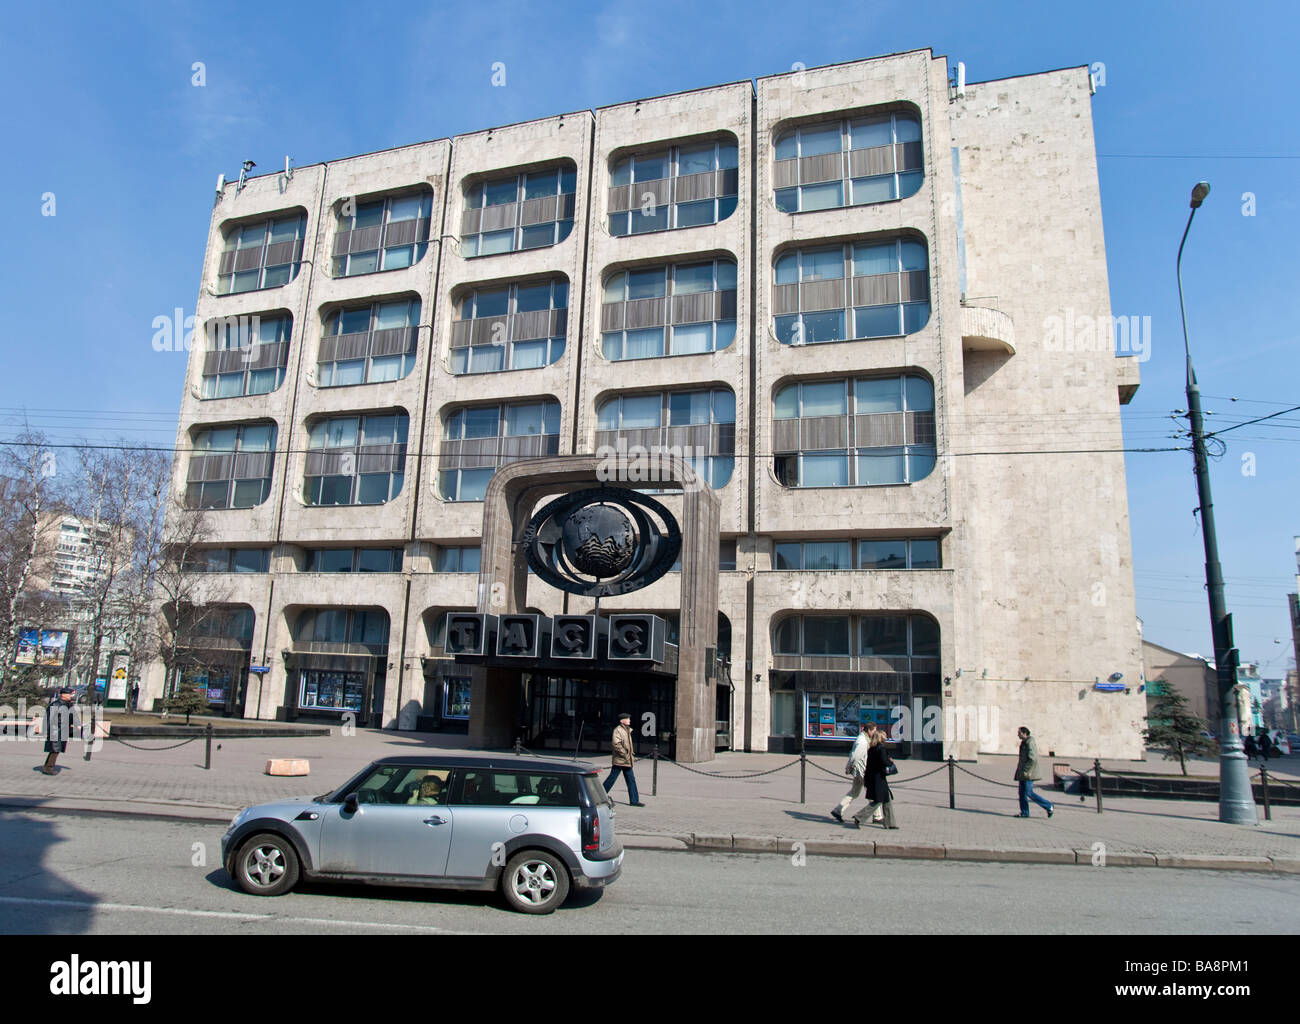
[520,673,675,759]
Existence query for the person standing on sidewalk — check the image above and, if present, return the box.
[41,688,82,776]
[831,721,882,823]
[852,731,898,829]
[603,712,644,806]
[1014,725,1053,818]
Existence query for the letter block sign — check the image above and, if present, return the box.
[551,615,597,660]
[445,613,494,656]
[496,614,541,658]
[607,614,667,663]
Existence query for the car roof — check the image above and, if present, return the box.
[368,755,600,774]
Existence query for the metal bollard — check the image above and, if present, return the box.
[204,722,213,770]
[800,750,806,804]
[652,744,658,797]
[948,756,955,809]
[1093,758,1103,813]
[1260,766,1271,821]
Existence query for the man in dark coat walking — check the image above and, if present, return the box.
[42,688,82,775]
[1014,725,1053,817]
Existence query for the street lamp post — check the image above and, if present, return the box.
[1176,181,1256,824]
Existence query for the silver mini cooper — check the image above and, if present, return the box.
[222,755,622,914]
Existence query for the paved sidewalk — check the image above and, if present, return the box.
[2,722,1298,873]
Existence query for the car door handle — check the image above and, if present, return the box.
[423,816,447,826]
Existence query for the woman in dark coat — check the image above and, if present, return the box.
[852,731,898,828]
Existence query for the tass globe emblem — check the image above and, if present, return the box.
[523,488,681,597]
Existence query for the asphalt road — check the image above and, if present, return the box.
[2,810,1298,935]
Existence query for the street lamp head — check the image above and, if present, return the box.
[1190,181,1211,208]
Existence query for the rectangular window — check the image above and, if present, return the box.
[333,192,432,277]
[439,401,560,501]
[777,239,929,347]
[200,314,290,400]
[218,214,306,294]
[319,299,418,388]
[304,414,408,507]
[774,113,923,214]
[461,168,575,257]
[185,423,276,510]
[450,278,567,375]
[609,140,739,237]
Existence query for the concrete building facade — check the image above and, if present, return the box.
[146,49,1146,760]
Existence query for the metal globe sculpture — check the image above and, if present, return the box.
[561,504,635,578]
[523,488,681,597]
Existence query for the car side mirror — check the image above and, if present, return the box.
[343,793,359,814]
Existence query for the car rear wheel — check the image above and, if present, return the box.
[501,850,570,914]
[234,832,300,897]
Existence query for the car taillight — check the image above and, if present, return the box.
[583,810,600,852]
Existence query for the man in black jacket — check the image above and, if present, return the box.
[42,688,82,775]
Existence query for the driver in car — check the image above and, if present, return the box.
[407,776,444,804]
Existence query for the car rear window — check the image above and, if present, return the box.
[582,774,611,808]
[459,771,578,807]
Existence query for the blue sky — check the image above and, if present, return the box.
[2,0,1296,676]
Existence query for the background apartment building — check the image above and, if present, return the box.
[147,49,1146,760]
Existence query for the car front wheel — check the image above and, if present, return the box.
[501,850,570,914]
[234,832,300,897]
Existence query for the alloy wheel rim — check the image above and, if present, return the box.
[512,861,557,905]
[246,845,285,887]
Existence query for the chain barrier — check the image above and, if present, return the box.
[108,736,203,751]
[659,757,803,779]
[954,764,1020,789]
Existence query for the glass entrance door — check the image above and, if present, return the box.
[521,675,674,758]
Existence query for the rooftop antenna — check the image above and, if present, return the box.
[236,159,256,195]
[956,61,966,99]
[215,173,225,201]
[283,155,294,184]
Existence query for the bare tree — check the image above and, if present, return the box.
[0,427,64,687]
[149,497,233,710]
[65,444,147,719]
